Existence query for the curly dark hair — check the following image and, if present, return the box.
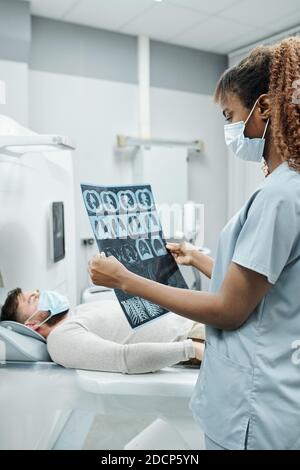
[0,288,68,325]
[214,37,300,172]
[0,287,22,322]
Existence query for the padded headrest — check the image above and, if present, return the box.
[0,322,51,362]
[0,288,8,311]
[0,289,51,362]
[0,320,46,342]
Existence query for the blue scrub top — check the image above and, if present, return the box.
[189,162,300,450]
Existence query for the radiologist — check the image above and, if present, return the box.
[89,37,300,450]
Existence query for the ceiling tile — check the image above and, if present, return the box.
[166,0,240,15]
[220,0,300,28]
[214,27,275,54]
[169,35,223,53]
[120,3,209,41]
[23,0,300,54]
[65,0,155,31]
[263,10,300,35]
[29,0,79,19]
[173,16,254,51]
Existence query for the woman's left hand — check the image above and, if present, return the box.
[89,253,129,290]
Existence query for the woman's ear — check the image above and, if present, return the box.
[258,94,271,120]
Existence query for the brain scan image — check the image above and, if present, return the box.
[83,190,102,214]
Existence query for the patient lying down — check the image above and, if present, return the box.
[0,289,205,374]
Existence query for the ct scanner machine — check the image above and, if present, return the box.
[0,115,205,450]
[0,287,205,450]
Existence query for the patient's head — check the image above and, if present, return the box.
[0,288,68,337]
[0,288,40,323]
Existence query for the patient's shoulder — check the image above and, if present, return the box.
[72,299,122,316]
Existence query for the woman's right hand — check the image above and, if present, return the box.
[166,241,197,266]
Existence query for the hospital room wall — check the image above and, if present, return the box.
[0,59,77,304]
[150,87,228,292]
[0,0,30,125]
[28,19,228,302]
[29,76,227,300]
[29,72,138,302]
[0,59,28,125]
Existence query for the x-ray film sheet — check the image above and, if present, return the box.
[81,184,188,328]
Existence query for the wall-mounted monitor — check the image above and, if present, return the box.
[52,202,65,263]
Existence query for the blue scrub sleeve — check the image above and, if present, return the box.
[232,188,297,284]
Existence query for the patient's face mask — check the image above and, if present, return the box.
[224,99,269,162]
[26,291,70,328]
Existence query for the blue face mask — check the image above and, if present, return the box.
[224,98,269,162]
[27,291,70,328]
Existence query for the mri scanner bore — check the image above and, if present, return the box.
[81,184,187,328]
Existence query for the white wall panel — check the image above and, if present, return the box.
[29,70,139,301]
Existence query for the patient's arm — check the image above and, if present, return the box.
[47,324,196,374]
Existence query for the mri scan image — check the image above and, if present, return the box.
[136,188,153,210]
[118,190,137,212]
[136,239,153,261]
[116,215,128,239]
[101,191,119,213]
[93,215,118,240]
[128,215,147,238]
[105,247,121,261]
[83,190,102,214]
[143,211,160,234]
[91,216,101,240]
[81,183,188,328]
[121,244,139,266]
[151,237,167,257]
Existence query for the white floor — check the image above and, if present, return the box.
[83,415,155,450]
[53,412,205,450]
